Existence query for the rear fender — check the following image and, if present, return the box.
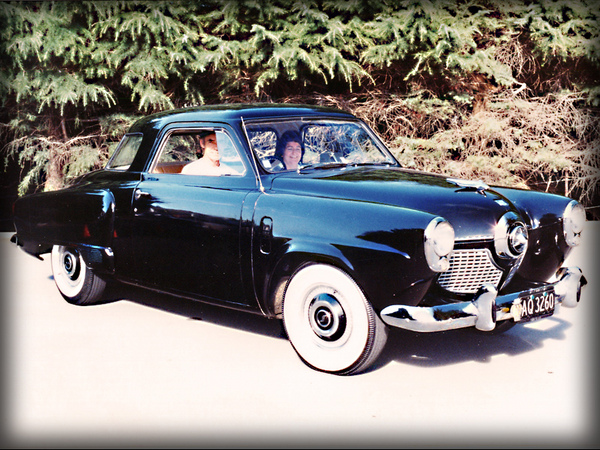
[12,188,116,269]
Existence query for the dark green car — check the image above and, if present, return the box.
[11,104,587,375]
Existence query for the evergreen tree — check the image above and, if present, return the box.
[0,0,598,215]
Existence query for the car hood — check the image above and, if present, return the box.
[269,166,527,240]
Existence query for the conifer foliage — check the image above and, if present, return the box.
[0,0,598,215]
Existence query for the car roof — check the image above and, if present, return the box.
[128,103,357,133]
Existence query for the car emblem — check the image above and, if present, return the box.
[447,177,489,196]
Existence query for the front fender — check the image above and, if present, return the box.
[259,238,355,317]
[494,187,576,286]
[252,193,441,316]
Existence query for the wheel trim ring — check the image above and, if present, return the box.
[52,246,86,297]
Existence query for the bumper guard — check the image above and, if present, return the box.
[380,266,586,332]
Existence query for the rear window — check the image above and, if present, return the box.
[105,134,143,170]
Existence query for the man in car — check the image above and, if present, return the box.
[181,131,235,176]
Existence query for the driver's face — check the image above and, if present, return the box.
[202,133,219,163]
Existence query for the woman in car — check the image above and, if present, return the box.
[274,130,304,171]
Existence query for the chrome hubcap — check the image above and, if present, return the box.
[62,250,80,280]
[308,293,346,341]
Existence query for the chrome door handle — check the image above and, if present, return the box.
[134,189,151,200]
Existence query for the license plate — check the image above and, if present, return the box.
[511,287,556,322]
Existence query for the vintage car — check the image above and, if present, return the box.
[11,104,587,375]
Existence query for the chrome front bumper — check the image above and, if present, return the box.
[380,267,586,332]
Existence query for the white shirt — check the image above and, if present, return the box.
[181,158,236,176]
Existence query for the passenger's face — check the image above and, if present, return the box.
[202,133,219,163]
[283,141,302,169]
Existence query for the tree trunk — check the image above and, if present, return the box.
[44,146,63,191]
[44,117,67,191]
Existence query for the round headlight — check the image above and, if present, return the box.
[508,223,528,255]
[495,212,528,258]
[424,217,455,272]
[563,200,586,247]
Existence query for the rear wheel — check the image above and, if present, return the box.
[282,264,388,375]
[51,245,106,305]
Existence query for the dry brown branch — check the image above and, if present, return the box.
[278,90,599,216]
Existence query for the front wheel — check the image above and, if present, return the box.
[282,264,388,375]
[51,245,106,305]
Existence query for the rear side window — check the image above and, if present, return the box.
[105,134,143,170]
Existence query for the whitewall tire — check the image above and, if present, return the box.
[51,245,106,305]
[282,264,388,375]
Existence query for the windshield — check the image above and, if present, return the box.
[244,119,397,173]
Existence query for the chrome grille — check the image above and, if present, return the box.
[438,249,503,294]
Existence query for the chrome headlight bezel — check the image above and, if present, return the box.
[494,212,528,259]
[563,200,586,247]
[424,217,455,272]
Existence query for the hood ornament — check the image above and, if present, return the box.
[447,178,489,196]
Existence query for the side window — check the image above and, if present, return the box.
[105,134,143,170]
[152,133,198,174]
[158,134,198,163]
[216,131,246,175]
[152,129,245,176]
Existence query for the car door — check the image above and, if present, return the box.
[130,126,257,307]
